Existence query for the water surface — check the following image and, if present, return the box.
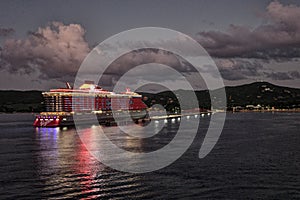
[0,112,299,199]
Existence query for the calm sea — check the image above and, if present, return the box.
[0,112,299,199]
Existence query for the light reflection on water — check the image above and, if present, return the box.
[34,125,150,199]
[0,112,299,199]
[36,126,103,198]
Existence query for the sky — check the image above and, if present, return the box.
[0,0,299,90]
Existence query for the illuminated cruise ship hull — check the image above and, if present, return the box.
[34,81,148,127]
[33,110,148,127]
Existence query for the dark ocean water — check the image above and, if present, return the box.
[0,112,299,199]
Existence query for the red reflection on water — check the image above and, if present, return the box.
[73,127,102,196]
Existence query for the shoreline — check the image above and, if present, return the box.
[1,108,300,115]
[231,108,300,113]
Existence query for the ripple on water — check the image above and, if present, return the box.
[0,112,299,199]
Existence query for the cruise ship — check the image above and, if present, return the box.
[33,81,148,127]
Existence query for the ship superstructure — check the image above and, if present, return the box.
[34,81,148,127]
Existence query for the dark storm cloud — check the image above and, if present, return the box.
[197,1,300,60]
[0,22,90,81]
[0,28,15,37]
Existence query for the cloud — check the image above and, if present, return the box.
[215,59,263,80]
[0,22,90,81]
[265,70,300,80]
[196,1,300,60]
[105,49,194,75]
[214,58,300,81]
[1,23,198,84]
[97,48,196,87]
[0,28,15,37]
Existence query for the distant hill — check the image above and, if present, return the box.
[224,82,300,108]
[0,82,299,113]
[0,91,43,112]
[140,82,300,110]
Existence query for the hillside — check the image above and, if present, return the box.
[140,82,300,111]
[0,82,299,113]
[225,82,300,108]
[0,91,43,112]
